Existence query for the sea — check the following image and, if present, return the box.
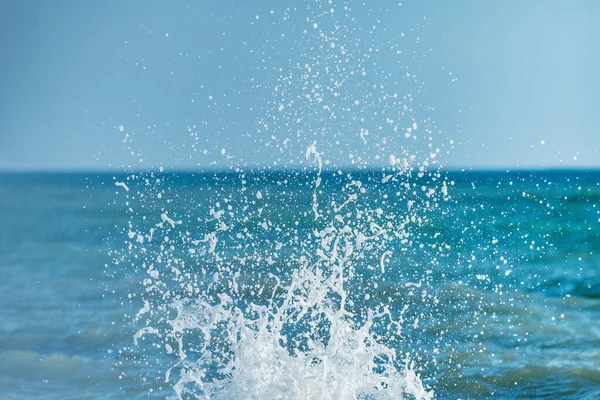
[0,169,599,399]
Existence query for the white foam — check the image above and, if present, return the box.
[136,184,439,398]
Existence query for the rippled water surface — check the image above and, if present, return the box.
[0,170,599,399]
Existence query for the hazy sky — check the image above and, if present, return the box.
[1,0,599,170]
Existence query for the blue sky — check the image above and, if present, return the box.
[1,0,599,170]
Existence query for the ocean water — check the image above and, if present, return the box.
[0,170,599,399]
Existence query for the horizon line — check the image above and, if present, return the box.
[1,165,600,174]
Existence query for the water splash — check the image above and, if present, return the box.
[125,165,445,399]
[113,1,452,398]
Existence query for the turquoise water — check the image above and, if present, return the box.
[1,170,599,399]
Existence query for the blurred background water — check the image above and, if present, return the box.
[0,170,599,399]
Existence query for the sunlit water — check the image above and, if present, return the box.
[2,1,599,398]
[1,170,599,399]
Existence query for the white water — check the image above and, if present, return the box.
[130,157,444,399]
[123,2,451,398]
[160,224,433,399]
